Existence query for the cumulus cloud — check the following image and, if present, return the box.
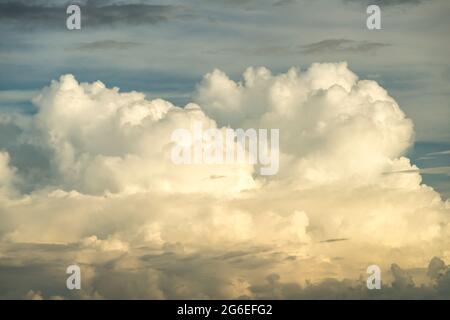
[196,62,414,187]
[0,62,449,299]
[0,151,18,197]
[28,74,256,195]
[24,290,44,300]
[71,40,142,51]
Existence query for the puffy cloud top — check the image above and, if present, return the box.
[196,62,414,186]
[30,74,257,195]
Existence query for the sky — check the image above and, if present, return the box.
[0,0,450,299]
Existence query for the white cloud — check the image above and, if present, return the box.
[24,290,44,300]
[29,74,257,195]
[196,62,414,188]
[0,151,17,197]
[0,62,449,299]
[0,90,37,104]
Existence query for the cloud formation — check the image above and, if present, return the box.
[300,39,389,55]
[345,0,431,6]
[0,1,180,29]
[72,40,141,51]
[0,62,449,299]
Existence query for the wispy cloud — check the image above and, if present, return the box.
[273,0,297,7]
[0,90,36,104]
[383,167,450,176]
[300,39,389,55]
[319,238,349,243]
[71,40,141,51]
[420,166,450,176]
[427,150,450,156]
[344,0,431,7]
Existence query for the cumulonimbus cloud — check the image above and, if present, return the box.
[0,62,449,299]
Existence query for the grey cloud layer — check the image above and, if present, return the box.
[72,40,142,51]
[344,0,431,7]
[1,242,450,299]
[300,39,389,55]
[0,1,179,29]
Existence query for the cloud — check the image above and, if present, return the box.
[0,62,449,298]
[246,259,450,299]
[319,238,349,243]
[71,40,141,51]
[427,256,446,279]
[385,166,450,176]
[420,167,450,176]
[24,290,44,300]
[344,0,431,7]
[0,1,180,29]
[208,39,389,58]
[300,39,389,55]
[24,74,257,195]
[0,90,37,104]
[427,150,450,156]
[3,242,450,299]
[0,151,18,197]
[195,62,414,188]
[273,0,297,7]
[391,263,415,289]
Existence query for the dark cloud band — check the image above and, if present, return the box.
[0,1,179,29]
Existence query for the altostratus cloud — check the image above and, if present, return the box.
[0,62,449,299]
[0,1,180,29]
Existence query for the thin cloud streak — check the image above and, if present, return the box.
[300,39,389,55]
